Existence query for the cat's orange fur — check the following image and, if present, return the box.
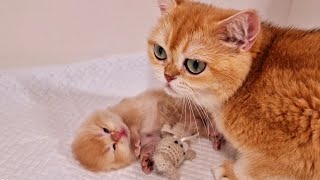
[72,89,214,173]
[72,110,135,172]
[149,0,320,179]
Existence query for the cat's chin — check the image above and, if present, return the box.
[164,86,182,98]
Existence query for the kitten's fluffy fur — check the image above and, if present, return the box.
[72,89,214,173]
[149,0,320,179]
[72,110,135,172]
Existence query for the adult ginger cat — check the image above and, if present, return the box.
[149,0,320,179]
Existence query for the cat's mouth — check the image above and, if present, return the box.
[111,128,128,142]
[117,128,128,139]
[120,128,128,138]
[164,83,180,97]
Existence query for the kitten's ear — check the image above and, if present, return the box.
[218,10,260,51]
[157,0,186,14]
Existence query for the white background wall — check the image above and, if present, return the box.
[0,0,319,69]
[287,0,320,29]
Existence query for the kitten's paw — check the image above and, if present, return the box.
[133,140,141,158]
[209,130,225,151]
[132,135,141,157]
[140,143,155,174]
[141,155,154,174]
[139,131,161,174]
[212,165,229,180]
[130,128,141,157]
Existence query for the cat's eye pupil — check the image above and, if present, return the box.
[159,47,163,54]
[184,59,206,75]
[193,61,199,69]
[154,44,167,60]
[113,143,116,150]
[103,128,110,133]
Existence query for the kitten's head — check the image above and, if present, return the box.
[148,0,261,108]
[72,110,135,172]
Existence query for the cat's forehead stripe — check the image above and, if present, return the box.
[167,9,205,52]
[168,17,186,51]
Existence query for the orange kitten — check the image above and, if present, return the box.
[72,89,217,173]
[149,0,320,179]
[72,110,135,172]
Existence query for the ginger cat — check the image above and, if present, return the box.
[148,0,320,179]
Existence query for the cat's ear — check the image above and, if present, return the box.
[217,10,260,51]
[157,0,186,14]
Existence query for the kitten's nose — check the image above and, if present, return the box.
[164,74,176,82]
[111,132,121,142]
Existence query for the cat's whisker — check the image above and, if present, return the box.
[191,100,210,137]
[186,96,192,135]
[171,98,180,115]
[191,93,209,142]
[188,93,211,138]
[177,98,184,124]
[186,94,201,143]
[194,95,216,134]
[183,97,187,130]
[191,88,235,132]
[183,84,210,138]
[184,89,210,138]
[187,87,218,132]
[159,108,171,122]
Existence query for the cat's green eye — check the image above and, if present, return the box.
[184,59,206,75]
[154,44,167,60]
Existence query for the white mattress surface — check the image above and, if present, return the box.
[0,54,225,180]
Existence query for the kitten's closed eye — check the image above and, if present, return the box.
[103,128,110,133]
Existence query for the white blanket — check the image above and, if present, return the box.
[0,54,225,180]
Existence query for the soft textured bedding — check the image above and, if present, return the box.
[0,53,225,180]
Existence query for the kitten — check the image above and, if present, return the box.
[149,0,320,179]
[72,110,135,172]
[72,89,217,173]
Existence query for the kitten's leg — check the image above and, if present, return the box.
[139,131,161,174]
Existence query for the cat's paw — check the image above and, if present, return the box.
[141,156,154,174]
[209,130,225,151]
[140,143,155,174]
[212,165,229,180]
[130,131,141,157]
[212,160,237,180]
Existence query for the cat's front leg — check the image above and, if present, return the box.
[212,160,237,180]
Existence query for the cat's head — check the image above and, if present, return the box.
[72,110,135,172]
[148,0,261,108]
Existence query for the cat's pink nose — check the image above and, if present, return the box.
[164,74,176,82]
[111,132,122,142]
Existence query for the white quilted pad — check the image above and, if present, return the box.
[0,53,225,180]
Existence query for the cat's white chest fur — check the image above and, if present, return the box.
[195,94,226,132]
